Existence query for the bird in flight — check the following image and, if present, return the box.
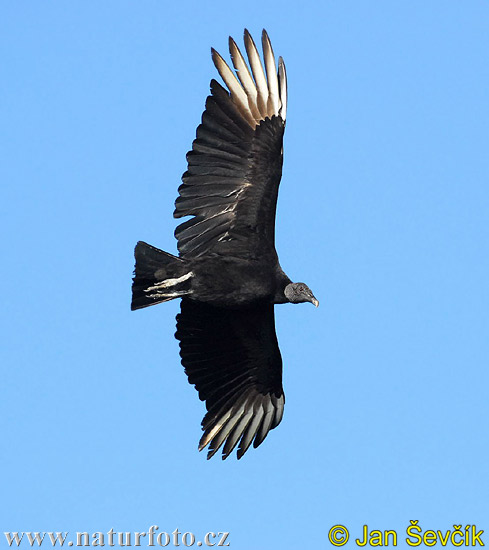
[132,29,318,460]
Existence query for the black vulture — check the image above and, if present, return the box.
[132,29,318,460]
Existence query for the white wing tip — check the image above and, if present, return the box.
[199,391,283,459]
[211,29,287,126]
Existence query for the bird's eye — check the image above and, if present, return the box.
[299,286,304,292]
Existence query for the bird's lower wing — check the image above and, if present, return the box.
[175,299,285,460]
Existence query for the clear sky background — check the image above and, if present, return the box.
[2,1,489,549]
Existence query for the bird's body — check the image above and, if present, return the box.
[189,254,290,307]
[132,30,317,459]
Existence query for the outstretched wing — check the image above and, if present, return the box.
[175,299,285,460]
[174,29,287,259]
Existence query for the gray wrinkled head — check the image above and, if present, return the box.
[284,282,319,307]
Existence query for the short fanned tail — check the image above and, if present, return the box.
[131,242,192,310]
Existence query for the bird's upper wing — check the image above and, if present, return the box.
[175,298,285,460]
[174,30,287,259]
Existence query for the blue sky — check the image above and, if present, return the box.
[2,1,489,548]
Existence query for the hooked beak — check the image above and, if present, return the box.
[310,297,319,308]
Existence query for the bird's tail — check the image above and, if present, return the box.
[131,241,193,310]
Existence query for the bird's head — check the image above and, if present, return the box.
[284,282,319,307]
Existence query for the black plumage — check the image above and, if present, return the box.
[132,29,318,459]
